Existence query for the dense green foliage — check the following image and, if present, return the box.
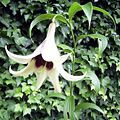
[0,0,120,120]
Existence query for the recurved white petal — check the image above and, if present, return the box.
[35,68,47,90]
[5,43,43,64]
[59,54,71,64]
[53,54,71,69]
[48,69,61,93]
[9,60,35,77]
[59,65,87,81]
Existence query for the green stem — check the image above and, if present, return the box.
[69,22,76,96]
[70,23,76,52]
[70,82,73,96]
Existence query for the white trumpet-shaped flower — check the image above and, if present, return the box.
[5,22,86,93]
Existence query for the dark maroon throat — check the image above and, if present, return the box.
[34,54,53,70]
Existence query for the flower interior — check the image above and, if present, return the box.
[34,54,53,70]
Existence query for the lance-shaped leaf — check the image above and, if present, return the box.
[93,6,116,29]
[81,2,93,29]
[77,34,108,55]
[29,14,68,37]
[1,0,10,7]
[68,2,82,20]
[68,2,93,29]
[58,44,74,53]
[75,102,104,114]
[47,92,66,99]
[64,96,75,120]
[29,14,54,37]
[86,70,100,92]
[68,2,115,29]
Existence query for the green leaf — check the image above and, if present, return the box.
[29,14,68,37]
[0,51,6,59]
[87,70,100,92]
[81,2,93,29]
[1,0,10,7]
[14,104,22,112]
[7,100,16,111]
[69,2,115,29]
[77,34,108,55]
[23,108,31,116]
[28,95,41,104]
[98,37,107,55]
[64,96,75,120]
[68,2,93,29]
[47,92,66,99]
[68,2,82,20]
[0,38,11,48]
[75,102,104,114]
[54,14,69,25]
[29,14,54,37]
[0,109,10,120]
[15,37,30,46]
[14,88,23,98]
[58,44,74,53]
[21,82,31,95]
[93,6,116,29]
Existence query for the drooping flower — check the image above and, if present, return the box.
[5,22,86,93]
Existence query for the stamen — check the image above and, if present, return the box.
[34,54,46,68]
[46,62,53,70]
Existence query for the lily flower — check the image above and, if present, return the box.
[5,22,86,93]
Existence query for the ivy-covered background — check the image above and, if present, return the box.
[0,0,120,120]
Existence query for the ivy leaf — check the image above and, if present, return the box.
[75,102,104,114]
[21,82,31,95]
[23,108,31,116]
[0,37,13,48]
[15,37,30,46]
[1,0,10,7]
[14,88,23,98]
[14,104,22,112]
